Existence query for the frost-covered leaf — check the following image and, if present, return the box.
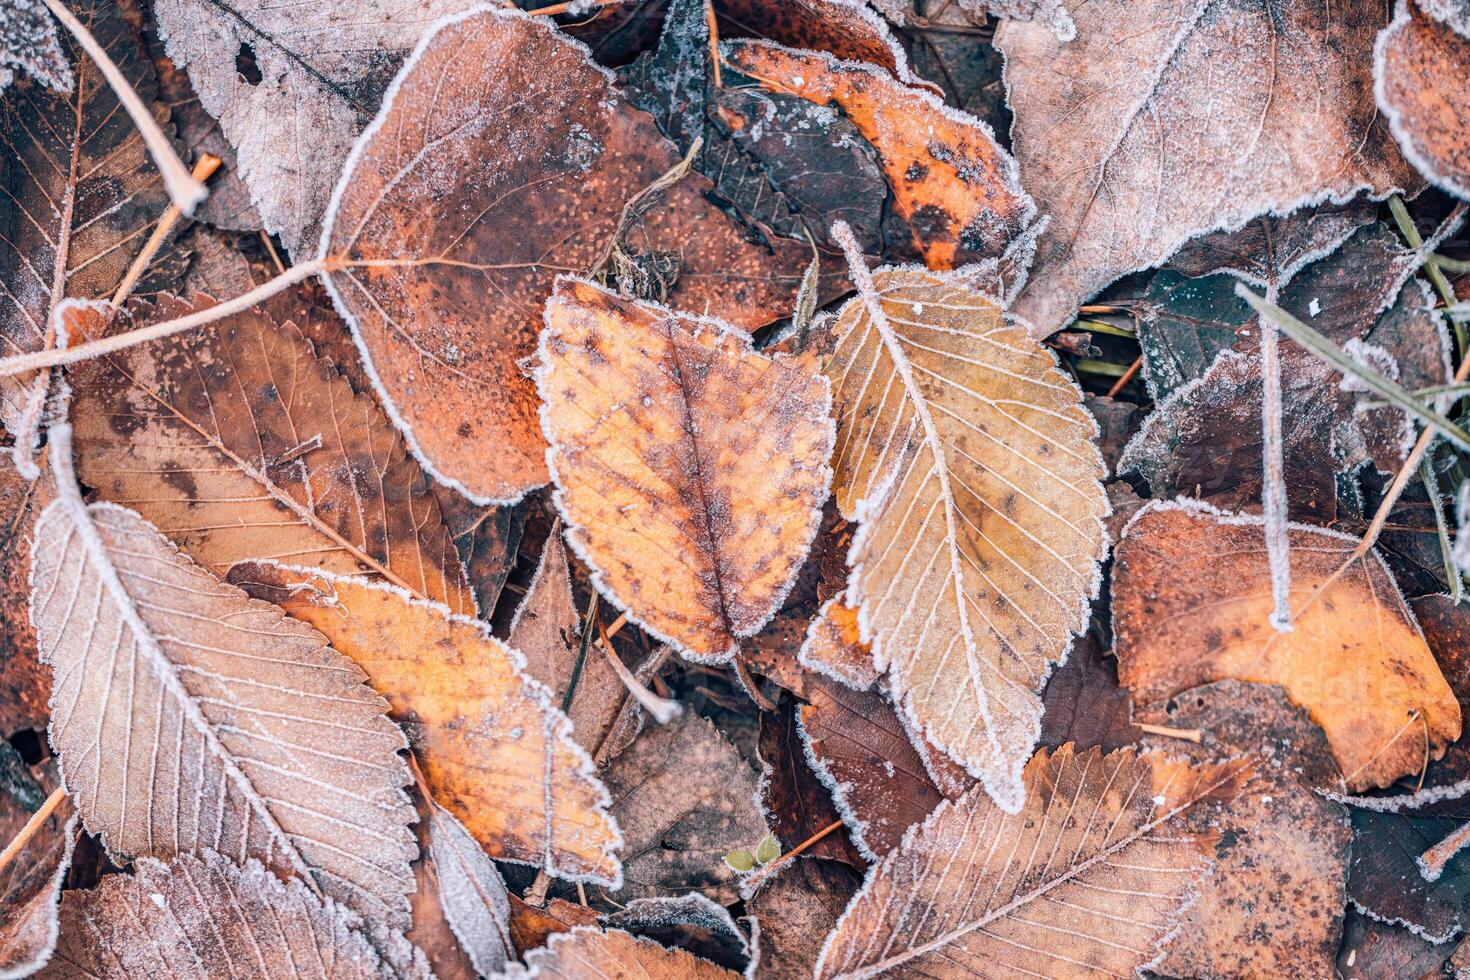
[0,0,167,440]
[814,743,1250,979]
[0,461,52,736]
[422,803,515,979]
[321,7,814,504]
[724,40,1035,270]
[1037,624,1139,754]
[600,711,767,905]
[226,560,621,885]
[820,262,1108,811]
[961,0,1075,39]
[30,494,418,928]
[1112,500,1460,792]
[506,895,598,958]
[758,696,863,866]
[1166,199,1378,289]
[601,894,753,974]
[508,522,622,756]
[65,296,474,615]
[798,598,878,691]
[538,278,833,663]
[150,0,477,257]
[1347,805,1470,943]
[717,0,933,87]
[746,857,862,979]
[0,764,76,978]
[1377,0,1470,200]
[1420,0,1470,35]
[997,0,1417,334]
[1135,681,1350,978]
[0,0,71,94]
[41,851,400,978]
[502,925,738,980]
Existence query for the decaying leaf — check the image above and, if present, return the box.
[507,895,598,957]
[1037,624,1139,754]
[997,0,1416,333]
[600,711,766,905]
[503,925,738,980]
[64,296,474,615]
[42,851,399,978]
[815,743,1250,979]
[538,277,833,663]
[1166,199,1379,289]
[1112,500,1460,792]
[821,261,1108,811]
[746,857,863,979]
[0,461,52,736]
[1377,0,1470,200]
[758,696,863,866]
[0,0,167,441]
[0,0,71,94]
[601,894,753,974]
[30,490,419,928]
[226,560,621,885]
[717,0,931,87]
[725,40,1034,270]
[0,767,76,978]
[322,7,813,503]
[798,598,877,691]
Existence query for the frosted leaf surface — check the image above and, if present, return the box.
[961,0,1076,40]
[1419,0,1470,35]
[0,776,76,977]
[425,803,515,978]
[1376,0,1470,201]
[0,0,71,94]
[1166,199,1379,290]
[502,925,738,980]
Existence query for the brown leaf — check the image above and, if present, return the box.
[1336,908,1459,979]
[1037,625,1139,754]
[538,277,833,663]
[1166,199,1379,288]
[601,894,753,973]
[797,598,877,691]
[42,851,401,978]
[507,895,598,957]
[0,0,167,441]
[226,560,621,886]
[0,461,53,736]
[65,296,475,615]
[503,925,738,980]
[435,488,525,621]
[0,0,72,94]
[725,40,1034,270]
[717,0,931,87]
[1378,0,1470,200]
[757,696,863,866]
[997,0,1417,333]
[509,522,623,756]
[0,764,76,977]
[321,8,813,503]
[600,711,767,905]
[819,262,1108,811]
[745,858,862,980]
[814,743,1250,978]
[1136,681,1351,978]
[799,674,972,859]
[31,494,419,927]
[420,802,515,979]
[1112,501,1460,792]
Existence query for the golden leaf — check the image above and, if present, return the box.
[503,926,738,980]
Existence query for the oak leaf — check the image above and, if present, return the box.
[321,7,814,503]
[1377,0,1470,200]
[30,492,419,927]
[0,763,76,977]
[996,0,1418,334]
[502,925,738,980]
[820,262,1108,811]
[1112,500,1461,791]
[814,743,1250,979]
[41,851,403,979]
[225,560,621,885]
[64,296,475,615]
[538,277,833,663]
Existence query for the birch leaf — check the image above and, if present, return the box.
[41,851,399,979]
[226,560,621,885]
[29,497,419,928]
[321,7,813,504]
[1112,500,1461,792]
[0,0,71,94]
[538,277,833,663]
[503,925,738,980]
[813,744,1250,979]
[1377,0,1470,200]
[822,264,1108,812]
[997,0,1418,334]
[65,296,474,616]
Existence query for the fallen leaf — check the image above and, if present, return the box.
[0,461,53,736]
[1136,681,1351,978]
[508,522,623,756]
[1112,500,1460,791]
[538,277,833,663]
[1419,0,1470,36]
[322,7,813,503]
[1037,624,1139,753]
[434,487,525,621]
[820,262,1108,811]
[724,40,1035,269]
[601,894,753,974]
[0,766,76,977]
[1166,199,1379,289]
[507,895,598,957]
[717,0,932,87]
[814,743,1250,978]
[1336,908,1459,979]
[1348,802,1470,943]
[745,857,862,979]
[599,711,767,905]
[963,0,1075,38]
[421,802,515,979]
[0,0,71,94]
[225,560,621,885]
[502,925,738,980]
[797,598,877,691]
[0,0,167,441]
[757,696,864,866]
[65,296,475,615]
[1377,0,1470,201]
[31,493,419,927]
[43,851,404,978]
[997,0,1417,333]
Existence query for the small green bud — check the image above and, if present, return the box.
[724,849,755,872]
[755,834,781,865]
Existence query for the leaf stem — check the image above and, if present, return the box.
[0,786,67,877]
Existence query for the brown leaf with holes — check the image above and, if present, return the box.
[225,559,620,886]
[321,8,813,504]
[64,296,474,615]
[814,743,1250,978]
[1112,501,1460,792]
[502,926,738,980]
[1377,0,1470,200]
[537,277,833,663]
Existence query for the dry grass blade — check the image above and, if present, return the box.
[814,744,1250,979]
[824,222,1108,811]
[31,427,418,928]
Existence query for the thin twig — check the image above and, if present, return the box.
[526,0,627,16]
[1136,722,1203,743]
[112,154,222,306]
[0,786,67,877]
[1106,356,1143,398]
[41,0,206,215]
[740,819,844,893]
[1257,281,1292,631]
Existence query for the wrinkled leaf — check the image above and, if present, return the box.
[601,894,753,974]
